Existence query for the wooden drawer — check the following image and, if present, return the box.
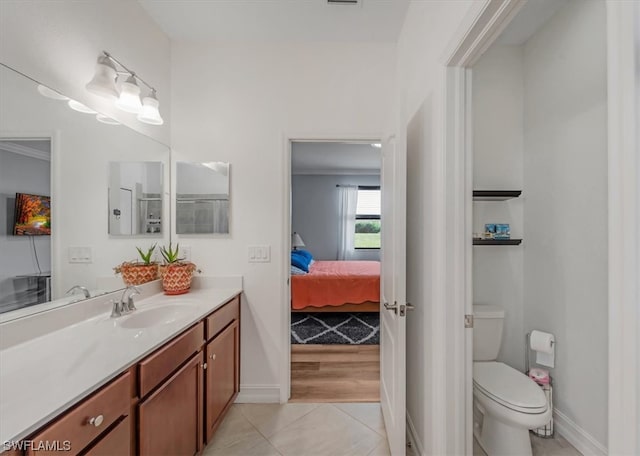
[27,372,130,456]
[84,416,130,456]
[206,295,240,340]
[138,322,204,398]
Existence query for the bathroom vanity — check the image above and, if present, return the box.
[0,281,241,455]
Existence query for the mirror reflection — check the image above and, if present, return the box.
[0,63,171,316]
[176,162,230,234]
[108,162,163,236]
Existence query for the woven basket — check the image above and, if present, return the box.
[117,262,159,286]
[160,262,197,295]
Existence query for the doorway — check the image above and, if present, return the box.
[288,141,382,403]
[447,2,611,454]
[0,138,52,313]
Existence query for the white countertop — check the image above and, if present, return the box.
[0,285,241,448]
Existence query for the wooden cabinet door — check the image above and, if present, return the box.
[138,352,204,456]
[205,320,239,442]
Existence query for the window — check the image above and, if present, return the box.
[355,186,381,249]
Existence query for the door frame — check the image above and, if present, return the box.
[280,133,384,403]
[442,0,638,453]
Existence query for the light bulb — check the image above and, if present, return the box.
[115,74,142,113]
[137,91,164,125]
[86,55,119,100]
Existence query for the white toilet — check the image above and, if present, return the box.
[473,305,552,456]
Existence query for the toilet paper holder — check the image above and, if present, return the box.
[525,331,556,373]
[525,332,555,438]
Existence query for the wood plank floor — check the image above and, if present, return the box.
[290,344,380,403]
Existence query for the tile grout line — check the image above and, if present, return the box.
[332,403,388,439]
[327,404,386,451]
[209,405,284,456]
[237,403,323,455]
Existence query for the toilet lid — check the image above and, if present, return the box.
[473,362,548,414]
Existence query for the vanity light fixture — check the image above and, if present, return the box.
[86,51,163,125]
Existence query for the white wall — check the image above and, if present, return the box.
[0,150,51,309]
[523,0,608,447]
[472,45,525,371]
[170,41,395,398]
[395,1,477,453]
[0,0,171,144]
[292,174,380,261]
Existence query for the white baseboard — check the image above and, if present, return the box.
[554,409,607,456]
[235,384,281,403]
[406,411,425,456]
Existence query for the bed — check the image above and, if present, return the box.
[291,260,380,312]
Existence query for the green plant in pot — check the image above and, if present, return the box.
[114,244,159,286]
[159,243,198,295]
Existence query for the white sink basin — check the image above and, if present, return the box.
[119,304,197,329]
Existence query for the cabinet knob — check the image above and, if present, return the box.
[210,354,216,360]
[202,362,207,370]
[88,415,104,427]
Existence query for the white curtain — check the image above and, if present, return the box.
[337,186,357,260]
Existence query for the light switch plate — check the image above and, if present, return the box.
[248,245,271,263]
[68,246,92,263]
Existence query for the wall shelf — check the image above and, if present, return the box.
[473,190,522,201]
[473,238,522,246]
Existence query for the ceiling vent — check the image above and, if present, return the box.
[327,0,361,5]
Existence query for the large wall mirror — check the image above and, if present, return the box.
[176,162,230,234]
[0,63,170,317]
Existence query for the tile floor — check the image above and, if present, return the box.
[204,402,581,456]
[203,402,389,456]
[473,434,582,456]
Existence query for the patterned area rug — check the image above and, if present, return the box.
[291,312,379,345]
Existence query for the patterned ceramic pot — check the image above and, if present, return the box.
[116,262,159,286]
[160,262,197,295]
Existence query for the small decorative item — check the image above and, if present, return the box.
[114,244,159,285]
[494,223,511,240]
[159,243,198,295]
[484,224,497,238]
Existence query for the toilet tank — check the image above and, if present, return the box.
[473,305,505,361]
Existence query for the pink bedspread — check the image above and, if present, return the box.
[291,261,380,310]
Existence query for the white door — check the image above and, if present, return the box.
[380,136,407,455]
[119,188,133,235]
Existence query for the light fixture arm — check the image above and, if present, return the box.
[102,51,157,94]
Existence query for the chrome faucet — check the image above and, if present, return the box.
[110,286,141,318]
[121,285,141,313]
[66,285,91,299]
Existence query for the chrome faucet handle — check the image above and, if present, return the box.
[66,285,91,298]
[110,299,122,318]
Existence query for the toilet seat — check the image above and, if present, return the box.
[473,362,548,414]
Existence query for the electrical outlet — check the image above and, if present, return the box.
[68,246,92,263]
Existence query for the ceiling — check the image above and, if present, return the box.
[291,142,381,175]
[138,0,410,42]
[495,0,568,46]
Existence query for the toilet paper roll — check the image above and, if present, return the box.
[530,330,554,354]
[530,330,555,368]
